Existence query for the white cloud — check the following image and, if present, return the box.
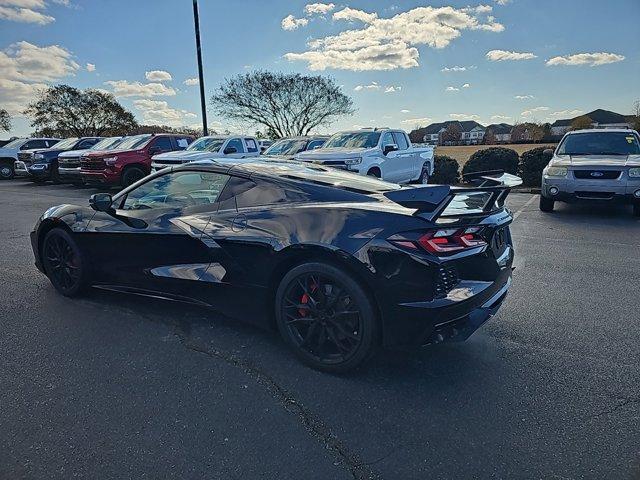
[304,2,334,15]
[549,109,583,117]
[0,41,79,82]
[514,94,534,99]
[446,86,459,92]
[184,77,199,86]
[281,14,309,30]
[401,117,432,126]
[495,0,510,5]
[491,114,511,121]
[285,5,504,71]
[133,99,197,127]
[333,7,378,23]
[86,63,95,72]
[440,65,476,72]
[0,77,46,114]
[486,49,537,61]
[354,81,379,91]
[145,70,172,82]
[0,5,53,23]
[105,80,176,98]
[546,52,625,67]
[384,85,401,93]
[400,109,410,113]
[521,106,549,116]
[462,83,470,88]
[449,113,480,120]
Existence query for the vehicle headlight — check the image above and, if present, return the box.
[34,153,44,160]
[545,166,568,177]
[344,157,362,165]
[629,168,640,178]
[103,156,118,166]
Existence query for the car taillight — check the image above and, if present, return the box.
[389,227,487,255]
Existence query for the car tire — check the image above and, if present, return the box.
[539,195,555,212]
[419,163,430,184]
[275,262,379,372]
[41,228,89,297]
[51,167,60,185]
[0,161,14,180]
[122,166,146,187]
[367,169,381,179]
[633,201,640,218]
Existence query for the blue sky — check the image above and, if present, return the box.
[1,0,639,137]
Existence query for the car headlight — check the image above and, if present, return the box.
[629,168,640,178]
[34,153,44,160]
[344,157,362,165]
[103,156,118,166]
[545,166,568,177]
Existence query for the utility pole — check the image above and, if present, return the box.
[192,0,208,136]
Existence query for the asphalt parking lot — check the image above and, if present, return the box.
[0,180,639,480]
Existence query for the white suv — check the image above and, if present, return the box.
[0,137,60,179]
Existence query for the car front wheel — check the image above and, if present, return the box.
[633,201,640,217]
[42,228,88,297]
[539,195,555,212]
[275,262,378,372]
[419,163,430,184]
[0,162,14,180]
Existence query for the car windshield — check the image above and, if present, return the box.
[91,137,122,150]
[3,138,27,149]
[557,132,640,155]
[323,132,381,149]
[264,139,307,156]
[186,137,225,152]
[116,135,152,150]
[51,138,79,150]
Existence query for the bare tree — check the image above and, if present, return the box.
[632,100,640,131]
[210,71,355,137]
[0,108,10,132]
[25,85,138,137]
[440,123,462,145]
[570,115,593,131]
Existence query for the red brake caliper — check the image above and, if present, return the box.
[298,282,318,317]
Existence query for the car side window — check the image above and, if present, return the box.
[151,137,174,153]
[78,139,98,149]
[245,138,259,153]
[23,140,47,150]
[175,137,191,150]
[226,138,245,153]
[120,171,230,211]
[393,132,409,150]
[381,132,395,148]
[307,140,325,150]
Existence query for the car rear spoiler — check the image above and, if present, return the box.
[383,170,522,221]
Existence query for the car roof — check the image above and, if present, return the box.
[565,128,637,135]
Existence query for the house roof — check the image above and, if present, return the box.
[486,123,513,134]
[414,120,485,136]
[551,109,629,127]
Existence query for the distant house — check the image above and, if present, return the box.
[411,120,486,145]
[485,123,513,143]
[551,109,632,136]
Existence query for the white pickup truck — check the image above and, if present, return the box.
[151,135,261,172]
[295,128,435,184]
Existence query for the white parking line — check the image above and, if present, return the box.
[512,194,538,220]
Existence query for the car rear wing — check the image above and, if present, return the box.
[383,170,522,221]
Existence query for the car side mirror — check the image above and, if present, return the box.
[89,193,113,212]
[383,144,399,155]
[313,145,323,150]
[224,146,238,154]
[148,146,161,156]
[543,148,554,158]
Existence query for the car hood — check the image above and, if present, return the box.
[551,154,640,167]
[59,148,91,158]
[153,150,220,161]
[296,147,373,161]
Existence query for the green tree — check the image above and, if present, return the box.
[210,71,355,137]
[0,108,11,132]
[25,85,138,137]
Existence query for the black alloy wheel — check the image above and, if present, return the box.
[122,167,146,187]
[276,263,378,372]
[42,228,87,296]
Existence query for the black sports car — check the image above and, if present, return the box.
[31,160,521,371]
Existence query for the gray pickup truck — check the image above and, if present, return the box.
[540,129,640,216]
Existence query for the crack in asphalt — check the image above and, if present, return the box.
[592,397,640,418]
[171,325,379,480]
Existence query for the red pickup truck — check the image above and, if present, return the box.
[80,133,194,187]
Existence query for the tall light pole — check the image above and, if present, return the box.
[192,0,208,136]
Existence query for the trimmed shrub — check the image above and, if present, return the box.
[429,155,460,185]
[519,147,551,187]
[461,147,519,177]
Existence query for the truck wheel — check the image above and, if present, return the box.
[539,195,555,212]
[419,164,430,184]
[0,161,14,180]
[122,167,146,187]
[367,168,380,179]
[51,167,61,185]
[633,201,640,218]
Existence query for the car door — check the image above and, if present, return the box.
[392,131,416,182]
[379,131,403,182]
[84,169,232,301]
[223,138,247,159]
